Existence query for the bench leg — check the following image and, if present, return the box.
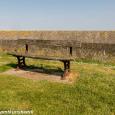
[62,61,70,80]
[16,56,26,70]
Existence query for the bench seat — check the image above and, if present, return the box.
[7,52,76,61]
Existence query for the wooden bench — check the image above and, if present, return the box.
[7,39,79,80]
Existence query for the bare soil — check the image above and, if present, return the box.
[2,68,78,83]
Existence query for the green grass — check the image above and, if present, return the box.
[0,53,115,115]
[76,59,115,67]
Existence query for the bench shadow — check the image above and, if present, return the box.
[6,63,63,77]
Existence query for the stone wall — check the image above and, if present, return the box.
[0,31,115,43]
[0,31,115,63]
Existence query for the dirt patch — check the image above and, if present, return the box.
[66,72,79,84]
[2,69,79,83]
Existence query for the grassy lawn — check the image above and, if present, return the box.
[0,53,115,115]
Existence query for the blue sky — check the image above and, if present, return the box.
[0,0,115,30]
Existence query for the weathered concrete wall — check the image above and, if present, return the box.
[0,31,115,63]
[0,40,25,53]
[0,31,115,44]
